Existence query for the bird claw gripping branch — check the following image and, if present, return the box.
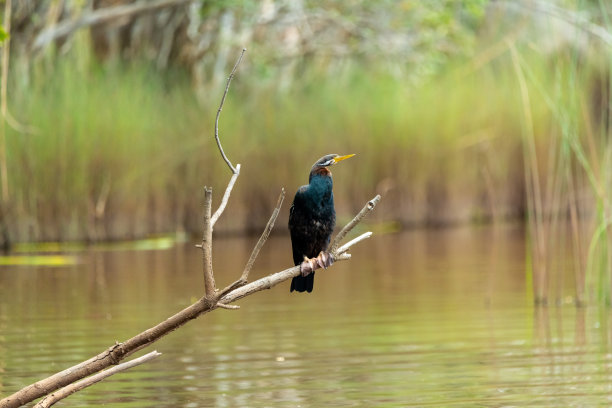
[300,251,334,277]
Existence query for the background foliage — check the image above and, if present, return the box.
[3,0,612,303]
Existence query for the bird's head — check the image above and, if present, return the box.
[309,153,355,180]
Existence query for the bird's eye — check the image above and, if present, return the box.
[323,160,334,166]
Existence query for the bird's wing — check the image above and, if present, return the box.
[289,185,310,265]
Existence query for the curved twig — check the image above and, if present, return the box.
[214,48,246,174]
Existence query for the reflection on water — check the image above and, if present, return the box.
[2,225,612,406]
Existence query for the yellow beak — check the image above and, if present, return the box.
[333,154,356,163]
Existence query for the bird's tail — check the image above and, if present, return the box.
[290,272,315,293]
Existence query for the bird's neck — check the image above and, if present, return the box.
[307,172,333,197]
[309,167,331,183]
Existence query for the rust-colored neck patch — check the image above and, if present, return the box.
[312,167,331,177]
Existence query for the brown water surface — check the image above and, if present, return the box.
[1,226,612,407]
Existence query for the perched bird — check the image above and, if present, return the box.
[289,153,355,293]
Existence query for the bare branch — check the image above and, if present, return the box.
[201,187,216,298]
[214,48,246,174]
[0,195,380,408]
[216,279,245,299]
[219,227,371,305]
[335,253,351,261]
[31,0,192,54]
[211,164,241,228]
[336,232,373,255]
[216,188,285,298]
[242,188,285,281]
[330,195,381,252]
[33,351,162,408]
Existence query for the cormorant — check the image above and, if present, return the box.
[289,153,355,293]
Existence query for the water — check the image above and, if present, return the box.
[2,226,612,407]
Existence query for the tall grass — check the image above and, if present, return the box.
[504,7,612,305]
[5,40,612,311]
[5,54,587,240]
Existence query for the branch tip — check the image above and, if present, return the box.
[214,49,246,174]
[217,303,240,310]
[330,194,381,253]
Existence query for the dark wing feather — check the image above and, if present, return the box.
[288,179,336,293]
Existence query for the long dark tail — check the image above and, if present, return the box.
[290,272,315,293]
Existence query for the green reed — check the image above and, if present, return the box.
[3,46,610,310]
[3,60,555,238]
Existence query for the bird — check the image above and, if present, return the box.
[289,153,355,293]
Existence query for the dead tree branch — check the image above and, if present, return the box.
[0,194,379,408]
[33,351,162,408]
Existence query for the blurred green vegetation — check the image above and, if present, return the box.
[4,0,612,305]
[4,47,594,238]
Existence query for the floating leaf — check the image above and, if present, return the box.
[0,255,79,266]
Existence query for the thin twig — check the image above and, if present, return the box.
[216,188,285,298]
[215,280,245,299]
[211,164,241,227]
[242,188,285,280]
[336,232,373,255]
[202,187,216,299]
[330,195,381,252]
[214,48,246,174]
[33,351,162,408]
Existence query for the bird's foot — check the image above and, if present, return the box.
[300,257,316,277]
[316,251,334,269]
[300,252,334,276]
